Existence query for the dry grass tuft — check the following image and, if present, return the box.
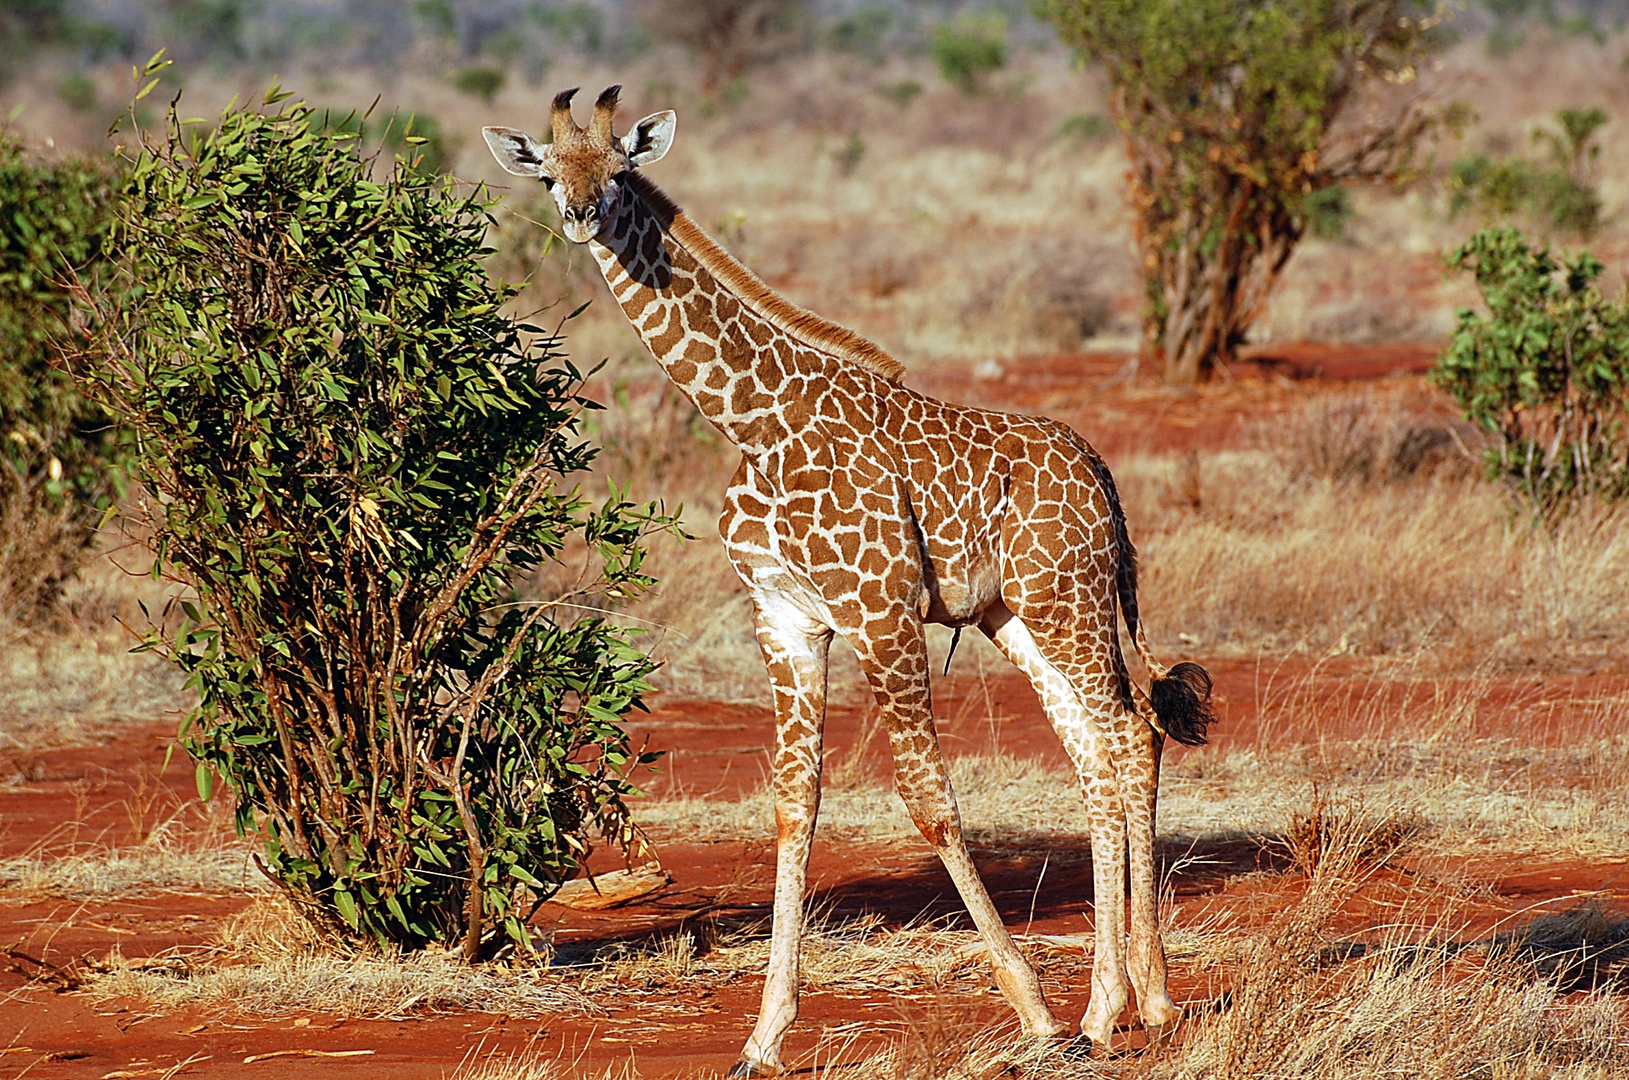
[87,895,599,1019]
[447,1048,639,1080]
[1274,789,1421,877]
[1148,863,1629,1080]
[582,913,989,997]
[827,812,1629,1080]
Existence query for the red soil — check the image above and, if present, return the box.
[4,348,1625,1079]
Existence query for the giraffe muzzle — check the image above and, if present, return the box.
[561,205,600,242]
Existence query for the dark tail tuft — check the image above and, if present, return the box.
[1150,661,1215,747]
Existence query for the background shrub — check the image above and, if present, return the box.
[929,12,1007,96]
[0,132,121,624]
[1432,227,1629,519]
[1448,107,1608,239]
[78,71,673,958]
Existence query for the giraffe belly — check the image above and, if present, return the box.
[919,546,1005,627]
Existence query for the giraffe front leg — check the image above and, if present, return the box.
[852,611,1067,1043]
[733,589,832,1078]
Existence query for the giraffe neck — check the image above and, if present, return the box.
[586,173,900,455]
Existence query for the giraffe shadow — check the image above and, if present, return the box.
[544,830,1290,966]
[802,830,1290,928]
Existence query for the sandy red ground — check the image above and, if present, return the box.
[3,348,1626,1079]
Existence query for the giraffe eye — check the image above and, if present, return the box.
[539,176,556,190]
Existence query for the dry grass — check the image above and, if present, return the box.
[0,843,264,899]
[635,669,1629,862]
[86,894,599,1019]
[582,912,995,997]
[68,796,1627,1079]
[819,806,1629,1080]
[1126,453,1629,666]
[0,542,193,750]
[448,1049,640,1080]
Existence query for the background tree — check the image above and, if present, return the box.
[637,0,806,95]
[1041,0,1454,383]
[76,70,673,957]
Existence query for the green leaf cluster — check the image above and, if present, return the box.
[0,131,123,619]
[81,70,674,956]
[1432,227,1629,518]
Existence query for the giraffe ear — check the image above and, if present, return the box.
[622,110,675,167]
[483,126,549,178]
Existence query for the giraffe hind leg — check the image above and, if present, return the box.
[981,603,1180,1043]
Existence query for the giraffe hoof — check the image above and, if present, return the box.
[1060,1034,1099,1061]
[725,1060,778,1078]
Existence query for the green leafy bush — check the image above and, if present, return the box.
[1432,227,1629,518]
[929,12,1006,96]
[78,71,673,957]
[0,131,121,622]
[1448,107,1607,239]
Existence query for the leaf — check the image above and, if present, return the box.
[195,763,215,802]
[333,888,359,928]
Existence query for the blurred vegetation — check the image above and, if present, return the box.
[1477,0,1611,54]
[1041,0,1455,384]
[1449,107,1608,239]
[1434,227,1629,519]
[1059,111,1111,143]
[930,11,1007,96]
[452,64,505,102]
[636,0,807,94]
[1302,185,1355,242]
[78,69,673,956]
[0,131,121,623]
[827,3,892,63]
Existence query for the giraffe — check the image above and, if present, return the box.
[484,86,1217,1077]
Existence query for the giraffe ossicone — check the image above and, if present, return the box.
[485,86,1217,1075]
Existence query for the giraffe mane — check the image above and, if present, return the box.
[624,171,907,384]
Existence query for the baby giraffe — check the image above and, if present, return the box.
[485,87,1216,1076]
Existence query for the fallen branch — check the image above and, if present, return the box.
[549,864,672,911]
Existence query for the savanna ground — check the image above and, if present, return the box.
[5,15,1629,1080]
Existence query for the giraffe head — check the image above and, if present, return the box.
[483,85,675,243]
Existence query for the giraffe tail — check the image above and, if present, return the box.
[1089,450,1217,747]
